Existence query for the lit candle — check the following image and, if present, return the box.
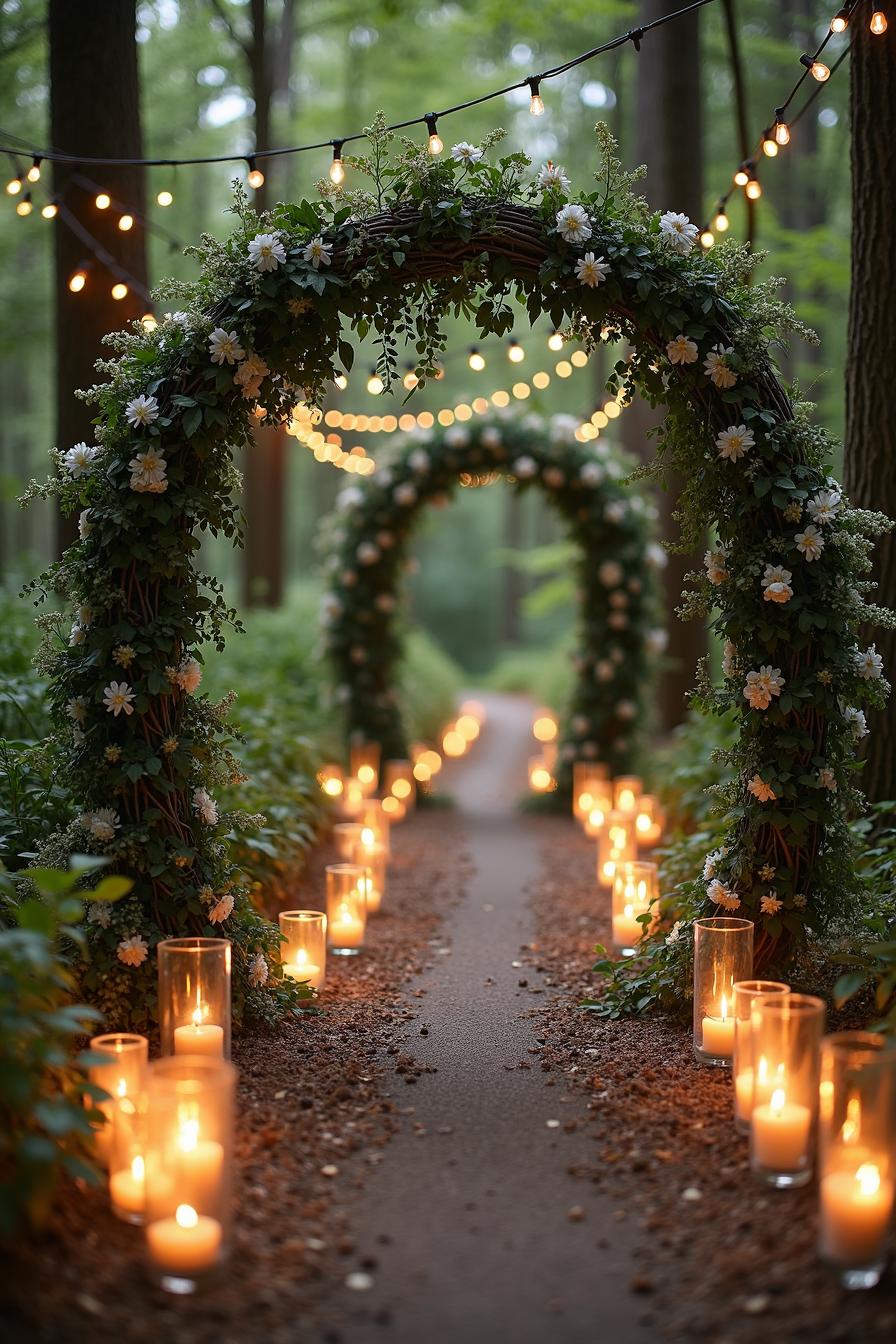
[146,1202,222,1277]
[820,1163,895,1266]
[612,905,643,953]
[175,1115,224,1209]
[701,993,735,1058]
[331,902,365,950]
[734,1054,780,1125]
[283,946,324,990]
[173,1007,224,1058]
[110,1153,145,1219]
[752,1087,812,1171]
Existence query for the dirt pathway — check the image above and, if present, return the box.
[341,692,652,1344]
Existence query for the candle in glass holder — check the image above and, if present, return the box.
[584,785,613,838]
[333,821,362,859]
[341,777,364,818]
[383,759,416,811]
[634,794,664,847]
[381,794,406,823]
[147,1203,223,1280]
[528,756,554,793]
[573,762,609,825]
[326,864,367,954]
[360,799,390,860]
[613,775,642,816]
[596,811,635,888]
[611,861,657,955]
[351,841,387,914]
[110,1153,146,1220]
[350,740,381,797]
[748,993,824,1186]
[532,710,558,744]
[817,1031,896,1288]
[317,764,344,801]
[87,1033,149,1161]
[158,937,231,1060]
[732,980,790,1130]
[278,910,326,990]
[692,917,753,1066]
[108,1091,148,1223]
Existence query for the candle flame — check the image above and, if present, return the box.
[636,812,651,834]
[191,1004,205,1028]
[117,1077,127,1097]
[720,994,729,1021]
[588,806,605,829]
[841,1096,861,1144]
[178,1116,200,1152]
[357,765,376,785]
[295,947,308,967]
[757,1055,768,1083]
[322,777,343,797]
[620,789,635,811]
[856,1162,881,1197]
[577,791,593,813]
[624,903,634,919]
[176,1203,198,1229]
[360,826,375,847]
[770,1087,786,1113]
[132,1154,145,1182]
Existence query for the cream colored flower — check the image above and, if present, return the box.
[760,892,783,916]
[248,232,286,271]
[575,252,609,287]
[807,489,841,526]
[67,696,88,723]
[208,327,245,365]
[843,705,868,740]
[855,645,884,680]
[722,639,736,679]
[234,351,270,400]
[208,893,235,924]
[659,211,698,255]
[748,774,776,803]
[78,509,93,539]
[759,864,776,881]
[287,296,314,317]
[175,658,202,693]
[716,424,754,462]
[707,879,740,911]
[192,787,218,825]
[555,204,592,243]
[704,544,729,586]
[113,644,136,668]
[103,681,136,717]
[817,767,837,791]
[795,524,824,561]
[303,236,332,269]
[666,334,698,365]
[761,563,793,604]
[704,344,737,389]
[537,161,571,193]
[451,141,484,164]
[743,665,784,711]
[64,443,99,477]
[117,934,149,967]
[248,951,269,987]
[87,901,111,928]
[129,449,168,493]
[125,394,159,428]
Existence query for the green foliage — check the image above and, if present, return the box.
[831,805,896,1034]
[400,629,464,744]
[487,640,574,709]
[0,857,129,1239]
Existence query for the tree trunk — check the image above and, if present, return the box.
[49,0,147,554]
[843,17,896,802]
[622,0,706,733]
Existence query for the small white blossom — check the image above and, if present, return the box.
[748,775,776,803]
[209,327,245,365]
[605,501,627,524]
[761,562,794,604]
[716,424,754,462]
[102,681,136,717]
[394,482,417,507]
[208,893,235,924]
[707,879,741,911]
[817,767,837,792]
[248,232,286,271]
[408,449,430,474]
[248,951,269,987]
[666,920,684,946]
[704,544,729,586]
[807,489,842,526]
[855,645,884,681]
[193,787,219,826]
[704,344,737,389]
[64,443,99,477]
[555,203,592,244]
[659,211,698,255]
[303,235,332,269]
[537,161,570,193]
[356,541,380,566]
[175,658,202,693]
[647,628,668,655]
[842,705,869,740]
[795,524,824,561]
[647,542,668,570]
[666,334,698,365]
[451,141,484,164]
[78,509,93,539]
[87,901,111,928]
[444,426,470,448]
[580,461,604,486]
[67,696,88,724]
[125,394,159,429]
[575,252,609,287]
[117,934,149,967]
[703,847,726,881]
[80,807,121,842]
[69,623,86,647]
[129,449,168,494]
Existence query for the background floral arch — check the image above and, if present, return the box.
[33,123,889,1022]
[320,413,660,798]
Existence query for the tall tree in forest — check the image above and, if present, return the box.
[843,14,896,802]
[620,0,706,733]
[49,0,147,553]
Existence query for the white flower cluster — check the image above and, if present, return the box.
[761,563,793,604]
[79,807,121,841]
[704,543,729,586]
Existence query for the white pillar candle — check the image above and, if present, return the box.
[283,947,324,990]
[612,908,643,952]
[330,903,365,949]
[752,1088,812,1170]
[701,994,735,1058]
[173,1020,224,1057]
[734,1055,780,1124]
[147,1203,222,1277]
[110,1154,145,1219]
[820,1163,895,1265]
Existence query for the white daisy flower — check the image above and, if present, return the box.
[129,449,168,494]
[192,787,219,826]
[575,252,609,287]
[63,443,99,477]
[716,424,754,462]
[807,489,842,526]
[80,807,121,842]
[103,681,136,717]
[303,235,332,269]
[555,203,592,243]
[69,623,86,647]
[855,645,884,680]
[125,394,160,429]
[703,344,738,389]
[743,665,785,711]
[842,705,868,740]
[537,161,571,193]
[659,211,698,255]
[451,142,483,164]
[248,951,269,987]
[208,327,245,365]
[666,334,699,365]
[67,696,88,723]
[117,934,149,967]
[248,232,286,271]
[794,524,824,561]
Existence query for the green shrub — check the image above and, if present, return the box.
[0,858,130,1238]
[400,628,463,743]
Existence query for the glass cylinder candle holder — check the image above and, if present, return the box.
[611,861,658,956]
[748,993,825,1188]
[383,759,416,811]
[326,864,367,955]
[381,794,406,823]
[87,1033,149,1161]
[352,841,388,914]
[692,917,754,1067]
[109,1092,148,1224]
[818,1032,896,1289]
[341,777,364,818]
[317,763,344,801]
[333,821,362,859]
[634,794,664,847]
[573,762,609,825]
[584,784,614,838]
[278,910,326,990]
[528,755,555,794]
[732,980,791,1133]
[350,740,381,797]
[613,775,643,816]
[144,1056,235,1295]
[360,799,390,860]
[158,938,231,1060]
[596,811,636,888]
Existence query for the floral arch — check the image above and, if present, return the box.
[320,413,660,797]
[34,121,888,1021]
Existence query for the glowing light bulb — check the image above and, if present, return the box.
[870,10,887,33]
[548,330,564,352]
[801,54,830,82]
[15,193,32,216]
[156,188,173,207]
[403,366,419,391]
[745,175,762,200]
[68,267,88,293]
[141,313,158,331]
[761,134,778,157]
[329,140,345,185]
[41,200,58,219]
[774,120,791,146]
[111,281,129,300]
[508,339,524,363]
[700,228,714,249]
[468,347,486,372]
[366,370,384,395]
[527,77,544,116]
[831,8,849,32]
[247,157,265,189]
[733,163,750,187]
[95,192,111,210]
[714,209,729,232]
[6,173,22,195]
[425,114,443,155]
[118,213,134,231]
[27,157,41,183]
[334,372,348,390]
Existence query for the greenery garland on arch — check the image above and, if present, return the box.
[24,116,890,1022]
[319,412,661,797]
